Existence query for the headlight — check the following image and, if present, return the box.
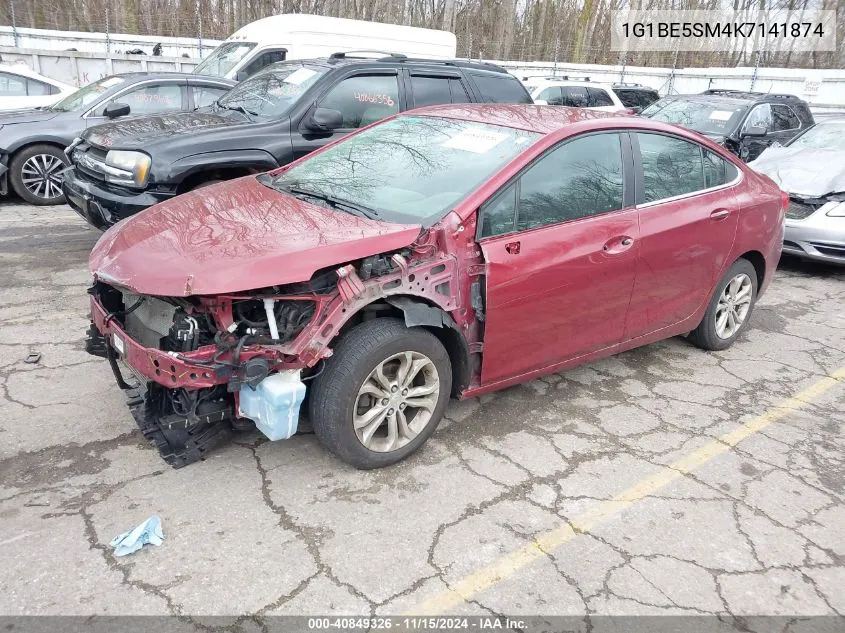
[826,202,845,217]
[104,150,151,188]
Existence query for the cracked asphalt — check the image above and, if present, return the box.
[1,202,845,629]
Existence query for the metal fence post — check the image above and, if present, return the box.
[197,0,204,57]
[9,0,19,48]
[750,47,763,91]
[105,5,111,54]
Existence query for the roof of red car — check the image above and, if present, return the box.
[407,104,625,134]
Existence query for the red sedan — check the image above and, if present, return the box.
[86,104,786,469]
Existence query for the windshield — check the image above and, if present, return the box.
[268,115,540,225]
[788,120,845,151]
[194,41,257,77]
[217,63,326,119]
[642,98,746,136]
[50,76,125,112]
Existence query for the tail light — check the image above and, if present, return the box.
[779,190,789,222]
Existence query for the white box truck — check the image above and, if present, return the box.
[191,13,457,81]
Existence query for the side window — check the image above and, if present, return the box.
[587,87,614,107]
[318,74,399,129]
[771,104,801,131]
[560,86,590,107]
[703,150,739,188]
[410,76,452,107]
[192,85,229,108]
[26,79,52,96]
[116,83,183,115]
[241,49,287,78]
[480,183,517,238]
[517,133,624,231]
[537,86,563,105]
[0,72,27,96]
[449,78,470,103]
[471,74,532,104]
[637,132,705,203]
[744,104,773,132]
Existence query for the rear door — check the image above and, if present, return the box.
[623,132,740,340]
[478,131,639,385]
[291,69,403,160]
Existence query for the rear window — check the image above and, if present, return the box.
[471,74,532,104]
[615,88,659,109]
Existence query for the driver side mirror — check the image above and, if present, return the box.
[742,125,767,138]
[629,106,643,114]
[103,102,130,119]
[235,71,250,82]
[304,107,343,133]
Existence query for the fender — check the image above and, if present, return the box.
[385,295,473,395]
[163,149,280,183]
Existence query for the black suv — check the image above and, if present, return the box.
[641,89,814,161]
[63,54,532,229]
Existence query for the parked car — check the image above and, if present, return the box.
[192,13,457,81]
[0,72,234,205]
[63,56,532,229]
[641,89,814,162]
[84,104,785,469]
[749,117,845,265]
[0,63,75,111]
[524,77,658,113]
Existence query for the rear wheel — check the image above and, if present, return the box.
[10,144,68,205]
[689,258,758,351]
[309,318,452,469]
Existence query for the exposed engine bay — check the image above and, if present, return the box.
[86,234,477,468]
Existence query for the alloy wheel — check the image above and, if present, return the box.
[20,154,64,201]
[353,351,440,453]
[715,273,753,339]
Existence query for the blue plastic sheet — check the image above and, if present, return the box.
[110,515,164,557]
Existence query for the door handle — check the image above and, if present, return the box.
[710,208,731,221]
[505,241,521,255]
[603,236,635,254]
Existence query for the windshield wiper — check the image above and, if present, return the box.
[259,178,380,220]
[215,100,257,120]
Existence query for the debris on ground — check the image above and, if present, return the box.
[110,515,165,557]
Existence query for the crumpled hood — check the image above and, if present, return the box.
[748,146,845,198]
[89,175,422,296]
[83,111,241,148]
[0,108,60,125]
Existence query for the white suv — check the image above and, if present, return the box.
[524,78,659,113]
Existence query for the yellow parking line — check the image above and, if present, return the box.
[410,367,845,615]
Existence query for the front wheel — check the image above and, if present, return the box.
[309,318,452,469]
[689,258,758,351]
[10,144,68,205]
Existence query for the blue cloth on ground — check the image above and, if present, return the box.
[110,515,164,556]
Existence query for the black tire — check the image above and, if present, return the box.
[191,179,223,191]
[9,144,68,205]
[309,318,452,469]
[689,258,758,351]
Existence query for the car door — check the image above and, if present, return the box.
[737,103,799,161]
[87,79,187,123]
[478,131,639,385]
[623,132,740,340]
[290,70,403,160]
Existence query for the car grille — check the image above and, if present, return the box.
[786,200,819,220]
[72,146,110,182]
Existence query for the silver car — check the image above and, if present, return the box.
[749,117,845,265]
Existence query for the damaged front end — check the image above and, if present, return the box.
[86,246,468,468]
